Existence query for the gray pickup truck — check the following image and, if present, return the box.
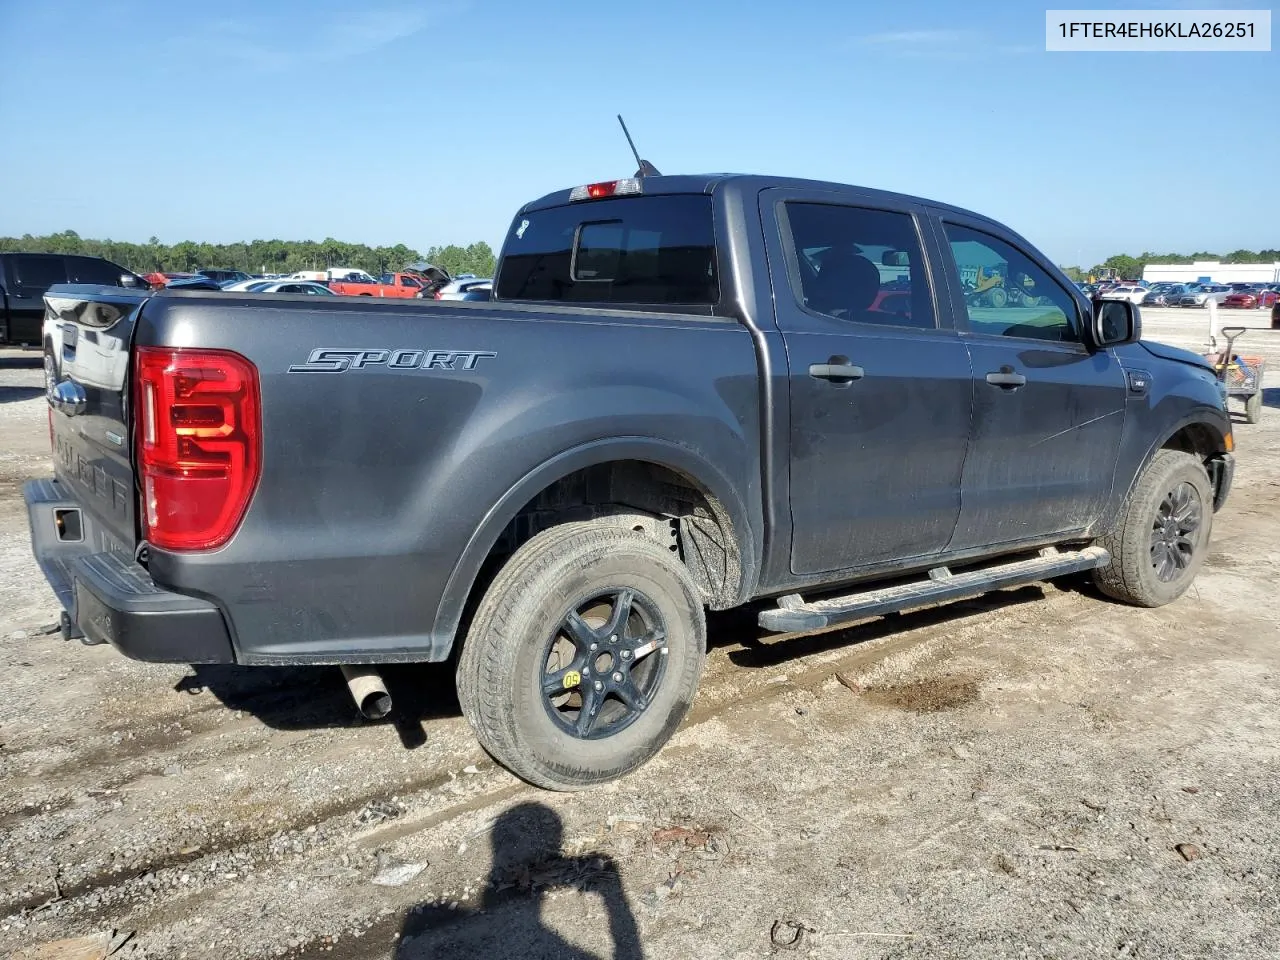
[26,173,1234,790]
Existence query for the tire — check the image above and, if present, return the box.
[1245,389,1262,424]
[988,287,1008,308]
[457,519,706,790]
[1093,449,1213,607]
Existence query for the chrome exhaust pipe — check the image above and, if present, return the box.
[340,665,392,720]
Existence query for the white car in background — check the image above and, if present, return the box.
[222,279,276,292]
[1099,284,1149,304]
[1179,284,1232,307]
[425,278,493,301]
[217,279,337,295]
[251,280,336,296]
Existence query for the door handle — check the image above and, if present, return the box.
[809,360,865,384]
[985,369,1027,389]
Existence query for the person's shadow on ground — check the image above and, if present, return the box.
[394,801,644,960]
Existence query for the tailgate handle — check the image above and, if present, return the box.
[50,379,87,416]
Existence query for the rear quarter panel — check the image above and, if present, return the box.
[138,294,762,663]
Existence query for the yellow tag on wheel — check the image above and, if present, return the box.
[562,670,581,689]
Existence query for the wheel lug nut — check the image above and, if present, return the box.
[594,680,604,691]
[622,650,632,659]
[590,642,598,651]
[610,635,617,643]
[612,672,622,682]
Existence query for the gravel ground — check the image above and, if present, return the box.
[1,310,1278,960]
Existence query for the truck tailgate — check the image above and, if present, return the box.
[43,284,151,552]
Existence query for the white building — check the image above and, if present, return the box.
[1142,261,1280,284]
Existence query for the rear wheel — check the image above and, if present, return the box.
[1093,450,1213,607]
[457,519,706,790]
[988,287,1008,308]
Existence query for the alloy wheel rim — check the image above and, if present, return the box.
[540,588,668,740]
[1150,481,1202,582]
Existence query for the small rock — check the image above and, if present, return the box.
[1081,799,1106,812]
[462,765,480,775]
[606,814,646,832]
[652,826,708,848]
[163,764,182,777]
[794,706,808,716]
[1181,786,1200,794]
[355,800,401,826]
[8,630,28,640]
[951,744,972,760]
[371,863,427,887]
[1175,843,1201,862]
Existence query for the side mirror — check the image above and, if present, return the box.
[119,273,140,288]
[1092,298,1141,348]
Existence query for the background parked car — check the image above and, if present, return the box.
[143,271,203,288]
[0,252,149,345]
[197,268,252,286]
[252,280,336,295]
[1100,284,1148,304]
[1222,288,1280,309]
[425,278,493,301]
[1142,283,1188,306]
[222,279,279,292]
[1179,284,1232,307]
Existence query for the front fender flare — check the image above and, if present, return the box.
[429,436,760,653]
[1101,406,1231,534]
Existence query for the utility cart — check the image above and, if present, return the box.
[1205,325,1265,424]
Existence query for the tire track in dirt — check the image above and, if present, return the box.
[0,581,1066,926]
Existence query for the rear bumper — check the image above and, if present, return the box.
[24,478,235,663]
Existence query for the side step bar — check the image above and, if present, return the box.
[758,546,1110,633]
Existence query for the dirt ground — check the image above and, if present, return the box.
[2,310,1278,960]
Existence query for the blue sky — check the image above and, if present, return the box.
[0,0,1274,267]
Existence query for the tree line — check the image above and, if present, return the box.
[1062,248,1280,281]
[0,230,497,279]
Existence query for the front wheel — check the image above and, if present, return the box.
[457,519,706,790]
[1093,450,1213,607]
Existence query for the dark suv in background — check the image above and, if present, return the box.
[196,269,253,286]
[0,253,148,346]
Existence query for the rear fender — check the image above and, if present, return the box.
[430,436,759,652]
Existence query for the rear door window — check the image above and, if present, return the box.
[66,256,127,285]
[496,195,718,306]
[781,202,937,329]
[12,255,68,293]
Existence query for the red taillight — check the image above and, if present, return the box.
[134,346,260,551]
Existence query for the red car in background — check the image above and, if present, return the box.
[1221,288,1280,309]
[142,272,201,289]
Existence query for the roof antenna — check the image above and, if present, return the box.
[618,114,661,178]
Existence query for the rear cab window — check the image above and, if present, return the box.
[495,195,719,309]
